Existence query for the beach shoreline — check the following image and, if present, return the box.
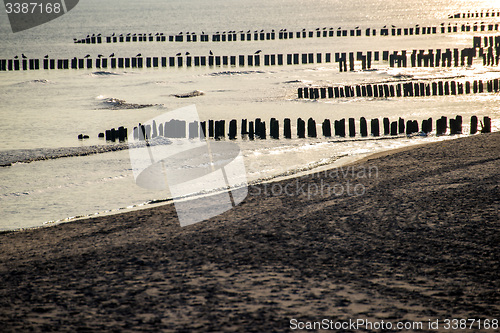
[0,132,499,332]
[1,133,474,234]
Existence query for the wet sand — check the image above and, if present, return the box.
[0,132,499,332]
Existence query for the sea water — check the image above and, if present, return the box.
[0,0,499,230]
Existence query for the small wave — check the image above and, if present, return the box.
[208,70,265,76]
[90,71,120,76]
[0,144,129,166]
[98,97,157,110]
[15,79,52,86]
[0,137,174,167]
[172,90,205,98]
[391,73,414,80]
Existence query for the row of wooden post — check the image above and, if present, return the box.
[74,23,500,44]
[97,127,128,142]
[104,115,491,143]
[298,78,500,99]
[2,47,497,73]
[449,9,500,19]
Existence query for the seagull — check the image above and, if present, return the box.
[202,31,205,34]
[111,33,115,36]
[383,25,387,28]
[97,54,103,58]
[14,55,18,59]
[316,28,320,30]
[255,50,262,54]
[176,52,181,56]
[127,33,131,36]
[44,55,49,58]
[97,33,101,36]
[391,25,396,28]
[22,54,27,58]
[136,53,142,57]
[73,38,77,41]
[109,53,115,57]
[354,26,359,29]
[260,29,264,32]
[84,54,90,58]
[209,50,213,55]
[185,52,190,55]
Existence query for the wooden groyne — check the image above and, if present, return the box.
[99,116,492,143]
[73,22,500,44]
[297,78,499,99]
[2,43,498,73]
[448,9,500,19]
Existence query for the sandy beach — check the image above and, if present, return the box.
[0,132,499,332]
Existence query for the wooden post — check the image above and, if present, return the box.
[470,116,478,134]
[349,118,356,137]
[481,116,491,133]
[297,118,306,138]
[270,118,279,139]
[360,117,368,137]
[200,121,207,139]
[229,119,237,140]
[398,117,405,134]
[248,121,255,140]
[284,118,292,139]
[406,120,413,135]
[322,119,331,137]
[308,118,317,138]
[258,121,266,139]
[208,120,214,138]
[383,118,390,135]
[390,121,398,135]
[371,119,380,136]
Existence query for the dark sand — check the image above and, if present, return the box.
[1,133,499,332]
